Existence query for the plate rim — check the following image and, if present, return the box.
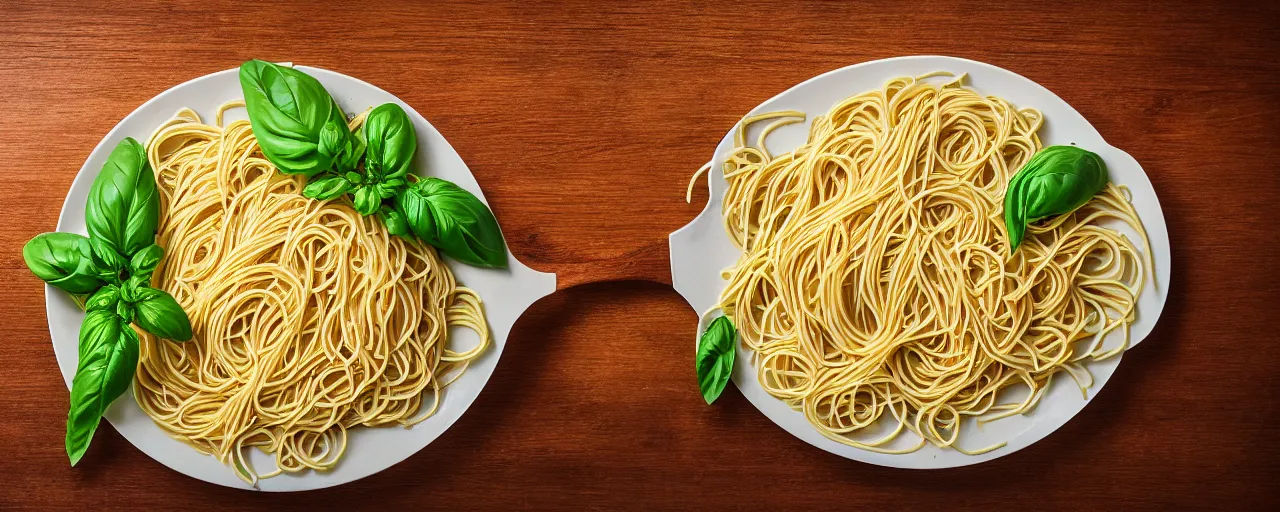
[45,64,556,490]
[668,54,1171,469]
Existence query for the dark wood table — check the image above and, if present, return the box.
[2,0,1277,509]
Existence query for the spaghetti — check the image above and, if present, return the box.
[133,103,489,484]
[709,75,1150,453]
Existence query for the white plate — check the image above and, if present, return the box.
[47,66,557,490]
[669,55,1171,468]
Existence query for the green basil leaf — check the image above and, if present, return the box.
[239,60,347,177]
[695,315,737,404]
[1004,145,1109,252]
[66,310,139,466]
[85,137,159,256]
[396,178,508,268]
[394,185,434,241]
[374,182,398,200]
[302,175,352,201]
[128,244,164,281]
[377,207,411,239]
[132,287,192,342]
[338,126,366,173]
[23,232,105,295]
[120,275,148,301]
[85,285,121,312]
[345,171,364,185]
[115,301,135,323]
[317,119,345,159]
[362,103,416,180]
[353,186,380,216]
[88,238,127,280]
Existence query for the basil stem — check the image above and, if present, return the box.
[696,315,737,404]
[1005,145,1109,252]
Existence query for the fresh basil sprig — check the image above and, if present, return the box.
[239,61,509,269]
[696,315,737,404]
[397,178,509,268]
[22,137,193,466]
[1005,145,1109,252]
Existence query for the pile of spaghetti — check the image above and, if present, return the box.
[134,104,489,483]
[710,75,1149,453]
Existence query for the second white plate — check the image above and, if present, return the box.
[669,55,1171,468]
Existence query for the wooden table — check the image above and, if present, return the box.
[1,0,1277,509]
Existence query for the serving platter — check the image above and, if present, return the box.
[669,55,1171,468]
[46,66,557,490]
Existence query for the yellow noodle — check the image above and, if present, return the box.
[134,103,490,485]
[712,75,1149,453]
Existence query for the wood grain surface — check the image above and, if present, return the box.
[1,0,1278,509]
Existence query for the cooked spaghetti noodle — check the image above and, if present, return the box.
[134,102,490,484]
[708,75,1150,454]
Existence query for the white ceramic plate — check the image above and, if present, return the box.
[47,66,557,490]
[669,55,1171,468]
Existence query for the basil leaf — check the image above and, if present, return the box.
[85,137,159,256]
[302,175,352,201]
[353,186,380,216]
[695,315,737,404]
[85,285,121,312]
[22,232,104,295]
[132,287,192,342]
[377,207,411,239]
[116,301,135,324]
[88,238,126,284]
[374,181,399,200]
[1004,146,1109,252]
[119,275,148,302]
[129,244,164,281]
[317,120,345,159]
[395,178,508,268]
[338,126,366,173]
[362,103,416,180]
[66,310,139,466]
[345,171,364,185]
[239,60,347,177]
[395,184,434,240]
[317,120,366,174]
